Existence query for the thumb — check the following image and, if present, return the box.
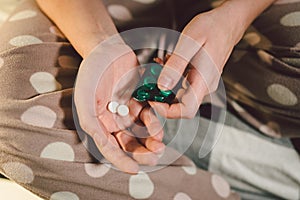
[157,54,189,91]
[157,33,202,91]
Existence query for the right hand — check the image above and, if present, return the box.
[74,41,165,173]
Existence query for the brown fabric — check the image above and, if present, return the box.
[0,0,240,199]
[0,0,299,199]
[222,1,300,138]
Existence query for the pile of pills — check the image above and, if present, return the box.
[107,62,186,116]
[107,101,129,117]
[132,63,182,104]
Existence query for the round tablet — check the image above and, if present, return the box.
[160,90,172,97]
[107,101,119,113]
[117,105,129,117]
[137,89,150,97]
[134,95,148,102]
[137,89,151,101]
[143,76,157,90]
[154,95,165,102]
[150,64,162,76]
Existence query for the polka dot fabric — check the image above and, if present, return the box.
[8,10,37,21]
[0,0,298,199]
[0,0,239,200]
[223,0,300,138]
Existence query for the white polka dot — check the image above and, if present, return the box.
[9,35,42,47]
[49,26,66,38]
[244,32,261,46]
[108,5,133,21]
[257,50,273,65]
[129,172,154,199]
[267,84,298,106]
[211,175,230,198]
[40,142,75,161]
[182,162,197,175]
[280,11,300,27]
[9,10,37,21]
[259,125,282,138]
[2,162,34,184]
[275,0,300,5]
[30,72,62,94]
[21,106,57,128]
[174,192,192,200]
[0,57,3,68]
[84,163,110,178]
[58,55,80,69]
[131,0,157,4]
[50,191,79,200]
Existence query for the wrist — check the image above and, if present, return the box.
[216,0,276,44]
[214,2,250,44]
[82,33,127,59]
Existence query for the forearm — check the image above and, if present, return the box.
[36,0,121,58]
[216,0,276,44]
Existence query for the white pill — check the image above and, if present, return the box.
[107,101,119,113]
[117,105,129,117]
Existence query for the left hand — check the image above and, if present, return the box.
[74,41,164,173]
[150,4,247,119]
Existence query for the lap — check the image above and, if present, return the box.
[0,1,239,199]
[222,1,300,138]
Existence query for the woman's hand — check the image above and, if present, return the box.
[74,41,164,173]
[151,0,275,119]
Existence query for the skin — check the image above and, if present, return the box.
[153,0,277,119]
[36,0,276,173]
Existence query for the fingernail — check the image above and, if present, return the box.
[158,76,173,91]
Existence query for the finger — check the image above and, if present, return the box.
[149,67,206,119]
[139,137,165,155]
[82,117,139,174]
[139,107,164,141]
[98,106,120,132]
[114,130,159,166]
[114,98,144,130]
[130,122,163,144]
[93,133,139,174]
[151,46,220,119]
[128,98,144,121]
[189,47,222,93]
[157,32,204,91]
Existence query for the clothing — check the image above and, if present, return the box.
[222,1,300,138]
[0,0,299,199]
